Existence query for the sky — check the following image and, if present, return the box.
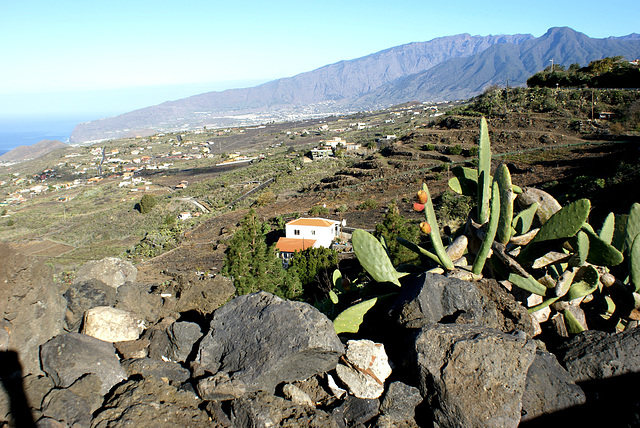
[1,0,638,120]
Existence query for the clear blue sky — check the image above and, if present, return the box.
[1,0,638,118]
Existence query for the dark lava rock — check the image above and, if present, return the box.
[230,391,339,428]
[377,381,422,427]
[91,378,212,428]
[195,292,343,399]
[63,279,116,332]
[520,350,585,422]
[121,358,190,386]
[40,333,126,395]
[331,395,379,428]
[0,243,66,375]
[413,324,536,427]
[167,321,202,363]
[40,374,103,427]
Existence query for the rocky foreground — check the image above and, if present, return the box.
[1,242,639,427]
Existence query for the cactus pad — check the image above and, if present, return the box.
[352,229,400,286]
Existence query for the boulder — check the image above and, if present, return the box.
[413,324,536,427]
[40,333,127,395]
[520,350,586,422]
[158,271,236,317]
[558,328,640,382]
[0,243,66,375]
[282,383,315,407]
[91,378,211,428]
[81,306,145,343]
[517,187,562,225]
[195,292,344,399]
[335,340,392,399]
[114,283,163,325]
[40,374,103,427]
[73,257,137,290]
[377,381,422,427]
[167,321,202,363]
[392,272,501,329]
[63,279,116,332]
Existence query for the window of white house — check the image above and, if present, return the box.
[294,230,300,235]
[311,230,316,235]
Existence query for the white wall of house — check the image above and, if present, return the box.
[285,219,341,248]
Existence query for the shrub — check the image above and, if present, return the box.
[448,145,462,156]
[138,194,157,214]
[309,205,330,216]
[357,198,379,210]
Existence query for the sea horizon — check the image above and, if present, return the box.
[0,113,104,153]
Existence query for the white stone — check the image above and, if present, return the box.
[335,339,392,399]
[81,306,145,343]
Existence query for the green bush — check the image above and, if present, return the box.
[448,145,462,156]
[357,198,379,210]
[309,205,330,216]
[138,194,157,214]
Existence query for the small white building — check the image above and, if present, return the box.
[276,218,343,266]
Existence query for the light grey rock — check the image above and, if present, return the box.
[40,333,127,395]
[167,321,202,363]
[0,243,66,376]
[195,292,343,399]
[335,340,391,399]
[73,257,137,290]
[81,306,145,343]
[114,283,163,325]
[517,187,562,225]
[413,324,536,428]
[283,383,315,407]
[521,350,586,422]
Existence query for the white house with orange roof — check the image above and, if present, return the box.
[275,217,343,266]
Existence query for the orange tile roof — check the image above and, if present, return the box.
[276,237,316,253]
[286,218,336,227]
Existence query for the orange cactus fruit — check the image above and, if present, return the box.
[413,202,425,212]
[420,221,432,234]
[417,189,428,204]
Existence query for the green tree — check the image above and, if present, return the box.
[222,210,302,299]
[290,246,339,293]
[375,202,419,265]
[138,194,157,214]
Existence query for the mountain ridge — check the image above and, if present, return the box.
[71,27,640,143]
[0,140,68,163]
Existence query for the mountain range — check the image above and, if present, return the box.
[71,27,640,144]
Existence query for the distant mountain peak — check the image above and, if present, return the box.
[71,28,640,143]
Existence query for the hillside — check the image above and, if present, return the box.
[0,139,68,162]
[71,27,640,144]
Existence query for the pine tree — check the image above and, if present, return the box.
[223,210,302,299]
[375,202,419,265]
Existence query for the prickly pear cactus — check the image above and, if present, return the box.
[333,297,378,334]
[531,199,591,243]
[472,181,500,275]
[631,235,640,292]
[583,227,624,267]
[422,183,454,270]
[477,117,492,224]
[599,212,615,244]
[496,163,514,245]
[512,202,539,236]
[624,203,640,253]
[352,229,400,286]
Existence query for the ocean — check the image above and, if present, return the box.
[0,114,101,154]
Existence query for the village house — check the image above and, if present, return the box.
[275,217,343,267]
